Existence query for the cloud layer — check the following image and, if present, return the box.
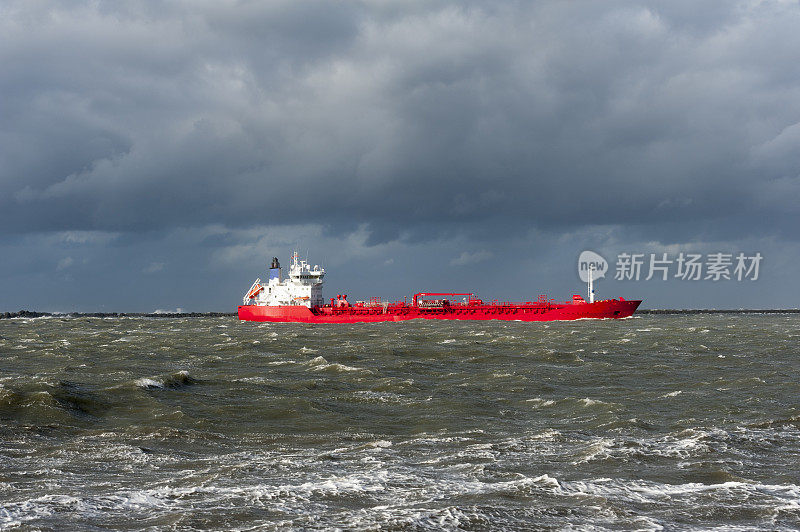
[2,0,799,310]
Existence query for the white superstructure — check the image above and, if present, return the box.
[242,252,325,307]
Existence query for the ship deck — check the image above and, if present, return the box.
[239,298,642,323]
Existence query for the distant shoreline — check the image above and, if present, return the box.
[2,309,800,319]
[637,309,800,314]
[0,310,237,319]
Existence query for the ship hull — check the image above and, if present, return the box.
[238,299,641,323]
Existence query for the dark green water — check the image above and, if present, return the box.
[1,315,799,530]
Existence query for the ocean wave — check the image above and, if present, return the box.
[3,314,800,530]
[135,370,198,390]
[526,397,556,408]
[351,391,407,404]
[570,427,738,464]
[573,437,616,464]
[578,397,609,407]
[134,377,162,389]
[560,477,800,511]
[305,356,370,374]
[0,381,113,420]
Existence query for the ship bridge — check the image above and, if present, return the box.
[288,252,324,284]
[242,252,325,308]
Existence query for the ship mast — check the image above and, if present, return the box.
[588,264,595,304]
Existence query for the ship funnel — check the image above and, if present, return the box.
[269,257,282,281]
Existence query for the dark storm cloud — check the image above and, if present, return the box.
[2,0,799,245]
[2,1,800,311]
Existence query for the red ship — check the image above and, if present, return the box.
[238,253,641,323]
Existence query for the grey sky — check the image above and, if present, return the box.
[2,1,799,311]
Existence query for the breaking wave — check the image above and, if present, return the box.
[135,370,199,389]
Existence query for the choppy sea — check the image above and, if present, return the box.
[1,314,799,530]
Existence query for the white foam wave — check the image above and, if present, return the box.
[561,477,800,509]
[4,455,798,531]
[529,429,561,440]
[306,356,368,373]
[134,370,194,389]
[573,437,615,464]
[134,377,162,389]
[578,397,613,408]
[235,376,270,384]
[352,391,407,404]
[574,427,734,463]
[526,397,556,408]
